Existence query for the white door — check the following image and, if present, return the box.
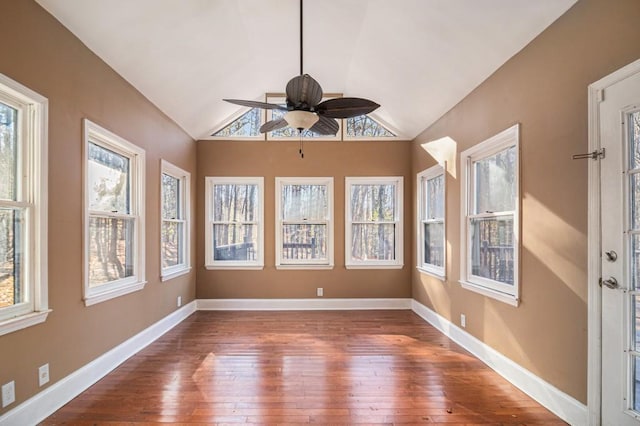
[601,67,640,425]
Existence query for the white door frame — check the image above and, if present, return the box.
[588,58,640,426]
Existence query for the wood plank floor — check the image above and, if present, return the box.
[42,310,566,425]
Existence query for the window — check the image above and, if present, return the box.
[417,165,445,278]
[276,177,334,269]
[83,119,146,306]
[345,177,403,269]
[161,160,191,281]
[0,73,48,336]
[344,115,396,139]
[211,107,263,139]
[460,124,519,306]
[205,177,264,269]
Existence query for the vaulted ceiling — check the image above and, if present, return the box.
[36,0,577,140]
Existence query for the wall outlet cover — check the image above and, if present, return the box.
[1,381,15,408]
[39,364,50,387]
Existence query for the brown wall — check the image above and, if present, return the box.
[196,140,412,299]
[411,0,640,404]
[0,0,196,413]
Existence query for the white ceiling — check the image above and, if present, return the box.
[36,0,577,140]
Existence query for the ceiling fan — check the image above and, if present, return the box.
[222,0,380,137]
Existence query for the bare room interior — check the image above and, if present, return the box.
[1,0,640,424]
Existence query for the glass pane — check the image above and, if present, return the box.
[634,296,640,353]
[351,223,395,261]
[212,108,261,137]
[635,356,640,412]
[282,224,327,261]
[470,215,514,285]
[282,184,327,221]
[630,111,640,169]
[631,173,640,230]
[88,143,130,214]
[213,224,257,261]
[345,115,395,137]
[632,235,640,291]
[213,184,258,222]
[350,184,395,222]
[162,173,180,220]
[88,217,134,287]
[424,222,444,267]
[0,208,24,308]
[474,146,516,214]
[0,102,18,201]
[162,221,183,268]
[426,175,444,219]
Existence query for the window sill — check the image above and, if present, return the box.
[0,309,52,337]
[417,266,446,281]
[205,264,264,271]
[276,264,334,270]
[161,267,192,282]
[84,281,147,307]
[459,280,519,307]
[345,264,403,270]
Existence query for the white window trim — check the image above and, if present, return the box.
[83,119,146,306]
[276,177,334,270]
[459,124,520,306]
[417,165,446,280]
[345,176,404,269]
[0,73,49,336]
[160,160,191,281]
[205,177,264,270]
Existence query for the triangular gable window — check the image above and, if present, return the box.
[212,108,261,138]
[345,115,395,138]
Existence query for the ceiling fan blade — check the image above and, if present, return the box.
[223,99,287,110]
[315,97,380,118]
[309,116,339,135]
[259,118,288,133]
[286,74,323,108]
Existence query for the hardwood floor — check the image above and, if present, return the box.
[42,310,565,425]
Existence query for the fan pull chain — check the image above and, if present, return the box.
[299,131,304,159]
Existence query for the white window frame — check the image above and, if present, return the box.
[276,177,334,269]
[160,160,191,281]
[417,165,446,279]
[83,119,146,306]
[205,177,264,270]
[460,124,520,306]
[345,176,404,269]
[0,73,49,337]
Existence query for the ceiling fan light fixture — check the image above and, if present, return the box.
[284,110,319,130]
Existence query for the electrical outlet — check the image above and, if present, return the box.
[2,381,15,408]
[177,296,182,307]
[39,364,50,387]
[317,287,323,297]
[460,314,466,328]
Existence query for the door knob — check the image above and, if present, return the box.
[601,277,619,289]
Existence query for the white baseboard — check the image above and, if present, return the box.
[196,297,412,311]
[0,301,197,426]
[411,299,588,426]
